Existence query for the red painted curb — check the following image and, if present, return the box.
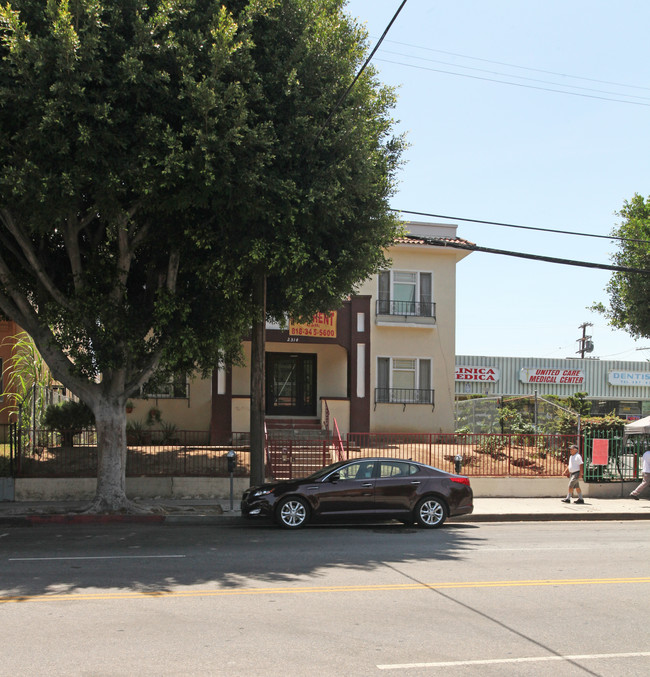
[28,514,166,524]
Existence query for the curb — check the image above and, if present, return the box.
[0,514,166,526]
[0,513,242,527]
[454,512,650,523]
[2,512,650,527]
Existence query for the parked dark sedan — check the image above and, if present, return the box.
[241,457,473,529]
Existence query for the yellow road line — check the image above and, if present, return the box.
[2,577,650,604]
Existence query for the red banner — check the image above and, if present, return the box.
[592,439,609,466]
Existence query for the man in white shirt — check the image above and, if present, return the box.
[630,448,650,499]
[561,444,584,504]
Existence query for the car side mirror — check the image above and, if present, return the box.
[328,472,340,482]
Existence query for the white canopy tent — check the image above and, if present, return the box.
[624,415,650,435]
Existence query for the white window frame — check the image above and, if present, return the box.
[377,270,434,318]
[376,356,432,404]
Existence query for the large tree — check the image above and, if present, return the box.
[210,1,404,484]
[0,0,404,507]
[595,194,650,338]
[0,0,270,511]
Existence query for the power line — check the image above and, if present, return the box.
[423,237,650,275]
[375,58,650,107]
[311,0,408,147]
[381,39,650,93]
[393,209,650,245]
[379,48,650,102]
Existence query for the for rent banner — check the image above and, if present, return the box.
[289,312,337,338]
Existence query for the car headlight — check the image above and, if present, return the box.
[253,488,274,498]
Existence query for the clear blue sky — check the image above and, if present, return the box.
[345,0,650,361]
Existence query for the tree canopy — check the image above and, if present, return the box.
[0,0,404,510]
[594,194,650,339]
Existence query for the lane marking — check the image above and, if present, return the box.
[1,576,649,604]
[377,651,650,670]
[8,555,186,561]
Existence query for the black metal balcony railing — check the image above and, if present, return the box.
[376,299,436,318]
[374,388,435,405]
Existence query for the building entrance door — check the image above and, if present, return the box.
[266,353,316,416]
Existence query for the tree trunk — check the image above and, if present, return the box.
[249,271,267,487]
[85,400,145,513]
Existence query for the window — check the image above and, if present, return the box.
[376,357,433,404]
[337,461,376,480]
[378,461,418,478]
[377,270,433,317]
[142,372,188,399]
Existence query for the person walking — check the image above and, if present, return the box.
[561,444,584,504]
[630,447,650,499]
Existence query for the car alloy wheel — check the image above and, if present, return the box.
[277,497,309,529]
[415,496,446,528]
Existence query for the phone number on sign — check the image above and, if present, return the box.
[290,327,336,337]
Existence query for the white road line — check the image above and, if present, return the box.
[377,651,650,670]
[8,555,186,561]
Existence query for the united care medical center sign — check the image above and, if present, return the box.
[519,367,584,384]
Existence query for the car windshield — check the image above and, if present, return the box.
[304,461,350,481]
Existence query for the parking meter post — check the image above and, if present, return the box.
[454,455,463,474]
[226,450,237,511]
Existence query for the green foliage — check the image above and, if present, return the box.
[0,454,10,477]
[0,0,404,506]
[146,407,162,426]
[159,421,178,444]
[477,435,507,459]
[592,193,650,339]
[0,0,402,396]
[0,332,53,430]
[126,420,148,445]
[498,405,536,435]
[564,392,592,416]
[43,400,95,431]
[43,399,94,447]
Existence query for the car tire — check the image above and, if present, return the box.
[276,497,310,529]
[414,496,447,529]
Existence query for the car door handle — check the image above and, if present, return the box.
[410,481,421,485]
[361,483,373,487]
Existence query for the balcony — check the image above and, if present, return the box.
[375,299,436,325]
[374,388,435,409]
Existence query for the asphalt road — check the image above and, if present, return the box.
[2,520,650,676]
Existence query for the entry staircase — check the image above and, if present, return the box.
[265,417,346,479]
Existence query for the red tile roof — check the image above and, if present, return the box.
[395,235,475,247]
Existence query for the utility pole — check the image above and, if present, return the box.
[576,322,594,358]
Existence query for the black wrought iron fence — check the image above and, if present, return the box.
[376,299,436,318]
[12,429,251,478]
[13,427,643,482]
[374,388,435,405]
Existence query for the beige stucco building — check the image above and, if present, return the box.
[128,222,471,438]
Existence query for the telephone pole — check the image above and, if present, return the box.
[576,322,594,358]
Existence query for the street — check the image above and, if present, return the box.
[1,520,649,676]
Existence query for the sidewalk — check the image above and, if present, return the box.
[1,496,650,526]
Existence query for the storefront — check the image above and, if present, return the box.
[455,355,650,420]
